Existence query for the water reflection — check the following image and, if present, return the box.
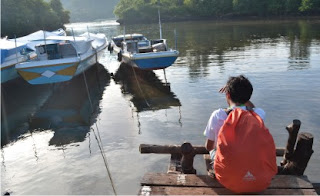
[1,79,53,146]
[168,20,320,74]
[29,64,110,146]
[1,64,110,147]
[287,21,313,70]
[114,63,181,112]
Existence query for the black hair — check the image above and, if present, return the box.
[225,75,253,104]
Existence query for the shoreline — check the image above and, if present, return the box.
[116,15,320,25]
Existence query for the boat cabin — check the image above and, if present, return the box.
[112,34,147,48]
[35,42,77,60]
[123,39,168,54]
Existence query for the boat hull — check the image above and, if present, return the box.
[16,42,107,85]
[122,51,179,70]
[16,58,80,85]
[1,65,19,83]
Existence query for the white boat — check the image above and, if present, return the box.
[108,9,179,70]
[1,29,66,84]
[15,33,107,85]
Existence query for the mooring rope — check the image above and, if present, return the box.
[130,65,150,108]
[82,71,117,195]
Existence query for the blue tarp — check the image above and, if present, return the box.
[0,39,27,64]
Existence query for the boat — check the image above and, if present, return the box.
[15,33,108,85]
[1,39,37,83]
[108,9,179,70]
[1,29,66,84]
[109,35,179,70]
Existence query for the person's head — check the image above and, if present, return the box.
[225,75,253,105]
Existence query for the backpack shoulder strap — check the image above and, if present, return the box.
[224,108,233,115]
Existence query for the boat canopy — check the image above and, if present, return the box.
[0,39,34,64]
[11,29,66,43]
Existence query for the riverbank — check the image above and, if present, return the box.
[116,15,320,25]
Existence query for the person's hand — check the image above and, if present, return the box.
[245,100,255,109]
[219,85,227,93]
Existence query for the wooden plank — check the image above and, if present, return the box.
[313,183,320,195]
[139,186,317,195]
[203,154,215,177]
[141,173,314,189]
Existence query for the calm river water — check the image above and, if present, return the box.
[1,19,320,195]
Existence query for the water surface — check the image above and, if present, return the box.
[1,19,320,195]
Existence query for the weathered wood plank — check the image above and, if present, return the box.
[141,173,314,189]
[139,186,317,195]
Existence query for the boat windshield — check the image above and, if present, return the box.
[138,40,150,48]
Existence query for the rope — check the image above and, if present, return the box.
[82,71,117,195]
[130,65,150,108]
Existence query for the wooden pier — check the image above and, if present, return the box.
[138,120,318,195]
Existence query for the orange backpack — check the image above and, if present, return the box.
[214,108,277,193]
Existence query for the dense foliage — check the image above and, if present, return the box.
[114,0,320,23]
[60,0,119,22]
[1,0,70,38]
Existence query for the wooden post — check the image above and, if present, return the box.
[281,120,301,166]
[279,132,314,175]
[140,144,285,156]
[180,142,196,174]
[167,153,182,174]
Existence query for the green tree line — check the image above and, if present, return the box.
[114,0,320,23]
[1,0,70,38]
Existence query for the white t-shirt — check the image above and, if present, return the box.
[203,106,266,149]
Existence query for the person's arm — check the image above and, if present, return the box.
[205,139,215,151]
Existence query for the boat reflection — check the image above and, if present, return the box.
[1,79,53,146]
[28,63,110,146]
[114,63,181,112]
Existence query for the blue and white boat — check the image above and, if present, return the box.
[15,33,107,85]
[108,9,179,70]
[109,34,179,70]
[1,29,66,84]
[1,39,37,83]
[120,38,179,70]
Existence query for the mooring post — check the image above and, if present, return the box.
[281,119,301,166]
[181,142,196,174]
[287,132,314,175]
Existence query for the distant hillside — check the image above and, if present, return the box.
[61,0,119,22]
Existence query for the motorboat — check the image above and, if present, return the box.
[15,33,107,85]
[1,39,37,83]
[1,29,66,84]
